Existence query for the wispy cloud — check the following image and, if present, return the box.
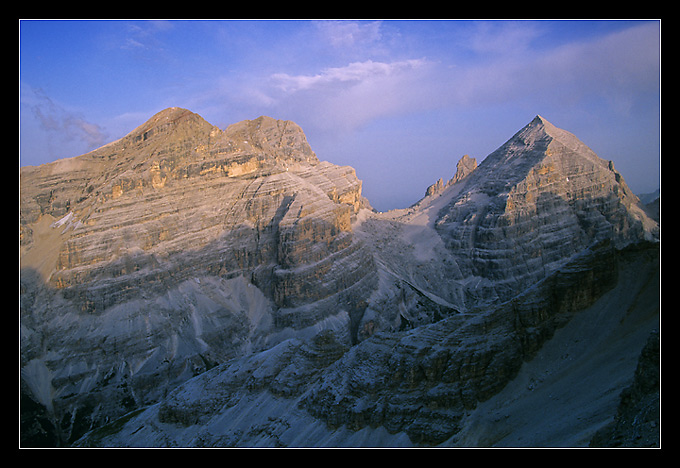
[533,23,660,109]
[21,84,108,150]
[454,21,660,114]
[221,21,658,138]
[261,58,434,132]
[463,21,543,56]
[270,59,426,92]
[119,20,175,51]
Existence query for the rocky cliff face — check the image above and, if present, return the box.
[70,240,659,448]
[20,110,659,447]
[20,108,375,445]
[358,115,658,323]
[20,108,370,307]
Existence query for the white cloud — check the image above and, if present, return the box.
[270,59,427,92]
[256,22,657,136]
[193,20,659,152]
[259,59,436,132]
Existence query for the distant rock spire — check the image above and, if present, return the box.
[422,154,478,200]
[425,178,444,197]
[448,154,477,186]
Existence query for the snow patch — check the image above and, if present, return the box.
[50,211,82,233]
[21,359,55,411]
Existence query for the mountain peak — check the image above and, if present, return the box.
[108,107,218,158]
[132,107,201,133]
[532,114,562,136]
[221,115,318,163]
[534,114,553,123]
[529,114,558,130]
[153,106,193,119]
[449,154,477,185]
[525,115,599,159]
[479,115,607,178]
[437,114,656,248]
[20,107,659,448]
[532,114,547,124]
[518,114,556,139]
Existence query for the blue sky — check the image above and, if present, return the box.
[19,19,661,211]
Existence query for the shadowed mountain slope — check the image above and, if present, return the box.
[20,110,659,447]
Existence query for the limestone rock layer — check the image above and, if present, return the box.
[21,108,371,309]
[20,108,375,445]
[365,115,658,317]
[20,110,659,447]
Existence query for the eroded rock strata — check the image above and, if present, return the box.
[20,108,375,445]
[20,110,659,447]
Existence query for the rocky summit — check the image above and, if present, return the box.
[19,109,660,447]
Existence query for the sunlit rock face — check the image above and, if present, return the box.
[20,111,658,447]
[348,116,656,337]
[20,108,375,445]
[21,108,369,304]
[419,115,655,307]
